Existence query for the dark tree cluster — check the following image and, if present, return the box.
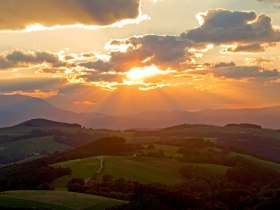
[67,175,138,200]
[0,159,70,191]
[225,123,262,129]
[65,137,141,158]
[178,147,237,166]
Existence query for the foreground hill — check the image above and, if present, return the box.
[0,128,279,209]
[1,94,280,129]
[51,155,231,190]
[0,191,126,210]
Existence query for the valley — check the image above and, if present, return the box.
[0,119,279,209]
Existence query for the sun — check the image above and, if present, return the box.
[126,66,163,81]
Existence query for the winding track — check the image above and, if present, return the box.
[85,156,104,184]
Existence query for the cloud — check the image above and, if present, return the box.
[0,0,142,31]
[1,8,279,91]
[79,60,113,71]
[0,50,63,69]
[0,77,68,98]
[182,9,280,44]
[72,100,96,106]
[214,62,236,68]
[221,44,266,53]
[245,57,272,65]
[257,0,280,8]
[1,89,58,98]
[80,35,196,73]
[0,78,67,92]
[204,62,280,79]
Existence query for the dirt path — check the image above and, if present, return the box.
[85,156,104,184]
[96,156,104,175]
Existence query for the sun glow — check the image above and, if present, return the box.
[126,66,165,81]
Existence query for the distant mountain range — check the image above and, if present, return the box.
[1,94,280,129]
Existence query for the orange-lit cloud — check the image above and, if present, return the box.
[1,9,280,93]
[0,50,64,69]
[192,62,280,80]
[1,89,58,98]
[0,0,145,31]
[184,9,280,44]
[72,100,96,106]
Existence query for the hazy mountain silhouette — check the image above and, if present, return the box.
[15,118,82,128]
[0,94,280,129]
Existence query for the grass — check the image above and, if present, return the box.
[0,191,126,210]
[52,155,233,188]
[184,163,230,175]
[52,156,186,186]
[0,196,70,210]
[0,136,71,155]
[0,127,32,137]
[98,156,231,184]
[98,156,186,185]
[230,152,280,172]
[51,157,101,190]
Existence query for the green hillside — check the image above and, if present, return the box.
[230,152,280,172]
[52,157,101,190]
[0,136,70,155]
[0,191,126,210]
[52,156,230,188]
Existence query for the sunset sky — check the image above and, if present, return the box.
[0,0,280,114]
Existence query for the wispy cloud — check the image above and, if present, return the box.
[257,0,280,8]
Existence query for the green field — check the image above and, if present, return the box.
[184,163,230,174]
[0,136,71,156]
[97,156,231,184]
[230,152,280,172]
[52,157,101,190]
[99,156,185,185]
[52,155,231,188]
[0,127,32,137]
[0,191,126,210]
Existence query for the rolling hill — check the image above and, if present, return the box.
[1,118,280,165]
[0,191,126,210]
[0,119,279,210]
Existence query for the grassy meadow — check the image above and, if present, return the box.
[0,191,126,210]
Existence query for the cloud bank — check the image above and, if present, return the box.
[183,9,280,44]
[1,8,280,91]
[0,50,63,69]
[210,62,279,79]
[0,0,141,31]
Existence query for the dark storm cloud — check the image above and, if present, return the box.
[0,0,141,30]
[182,9,280,44]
